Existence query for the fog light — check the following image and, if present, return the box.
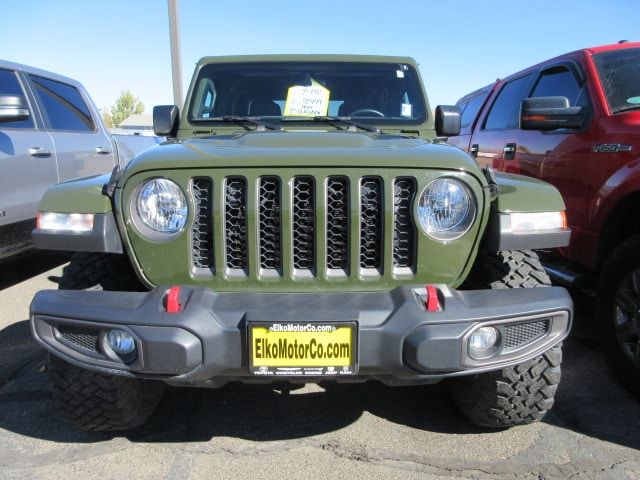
[468,326,500,359]
[107,329,136,355]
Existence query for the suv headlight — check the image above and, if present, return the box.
[417,177,476,241]
[132,178,188,238]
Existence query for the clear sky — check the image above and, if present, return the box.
[1,0,638,114]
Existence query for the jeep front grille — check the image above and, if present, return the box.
[326,176,350,273]
[292,177,316,272]
[189,173,418,280]
[224,177,248,273]
[192,178,214,271]
[258,176,281,272]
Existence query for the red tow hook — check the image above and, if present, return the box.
[425,285,441,312]
[165,286,182,314]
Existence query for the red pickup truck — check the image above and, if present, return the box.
[448,41,640,394]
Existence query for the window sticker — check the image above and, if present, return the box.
[401,103,413,117]
[283,79,330,117]
[396,70,405,78]
[627,96,640,104]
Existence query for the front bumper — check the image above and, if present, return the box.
[30,285,572,386]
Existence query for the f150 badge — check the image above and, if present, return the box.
[593,144,632,153]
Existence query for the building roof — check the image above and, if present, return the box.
[120,114,153,128]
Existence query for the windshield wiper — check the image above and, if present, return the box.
[218,115,282,131]
[312,116,381,134]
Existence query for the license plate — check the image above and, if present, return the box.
[249,322,358,376]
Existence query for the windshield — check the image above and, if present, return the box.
[594,47,640,114]
[189,61,427,125]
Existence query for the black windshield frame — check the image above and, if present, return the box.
[187,61,428,127]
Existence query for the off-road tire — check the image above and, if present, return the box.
[49,253,165,431]
[448,250,562,428]
[49,355,165,432]
[597,235,640,397]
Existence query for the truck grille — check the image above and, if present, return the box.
[190,173,418,280]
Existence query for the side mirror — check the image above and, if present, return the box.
[0,95,30,123]
[153,105,179,137]
[520,96,588,131]
[435,105,461,137]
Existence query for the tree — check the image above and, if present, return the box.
[102,110,114,129]
[109,90,144,127]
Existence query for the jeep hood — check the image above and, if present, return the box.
[124,131,480,177]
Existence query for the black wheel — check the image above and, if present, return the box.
[49,253,165,431]
[597,235,640,397]
[448,250,562,428]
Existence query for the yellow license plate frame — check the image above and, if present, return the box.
[249,322,358,376]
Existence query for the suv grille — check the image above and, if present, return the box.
[360,177,384,272]
[292,177,316,272]
[224,177,248,273]
[190,174,418,280]
[326,177,349,272]
[192,178,214,271]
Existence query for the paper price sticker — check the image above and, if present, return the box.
[284,80,330,117]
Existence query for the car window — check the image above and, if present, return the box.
[483,74,533,130]
[594,47,640,114]
[531,68,589,106]
[460,92,488,130]
[29,75,95,132]
[0,69,34,129]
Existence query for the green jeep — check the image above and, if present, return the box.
[30,55,573,431]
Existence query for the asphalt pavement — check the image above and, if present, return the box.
[0,252,639,480]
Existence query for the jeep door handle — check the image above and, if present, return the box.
[28,147,53,157]
[95,146,111,155]
[503,143,517,160]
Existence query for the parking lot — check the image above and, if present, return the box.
[0,253,637,479]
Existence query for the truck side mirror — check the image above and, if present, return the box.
[520,96,588,131]
[153,105,179,137]
[435,105,461,137]
[0,95,30,123]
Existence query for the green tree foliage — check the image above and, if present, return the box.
[102,111,114,129]
[110,90,144,127]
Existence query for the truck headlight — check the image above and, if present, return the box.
[417,178,476,241]
[133,178,188,237]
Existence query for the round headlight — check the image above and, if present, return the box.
[134,178,188,236]
[417,178,475,241]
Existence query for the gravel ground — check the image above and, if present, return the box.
[0,252,639,480]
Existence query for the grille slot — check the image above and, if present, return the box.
[502,319,550,349]
[57,324,100,352]
[292,176,315,272]
[326,177,349,272]
[360,177,384,272]
[191,178,214,271]
[393,177,417,272]
[224,177,248,272]
[258,176,281,271]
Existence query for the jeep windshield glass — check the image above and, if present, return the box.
[594,47,640,114]
[189,61,427,126]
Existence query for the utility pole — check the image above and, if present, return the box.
[168,0,183,108]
